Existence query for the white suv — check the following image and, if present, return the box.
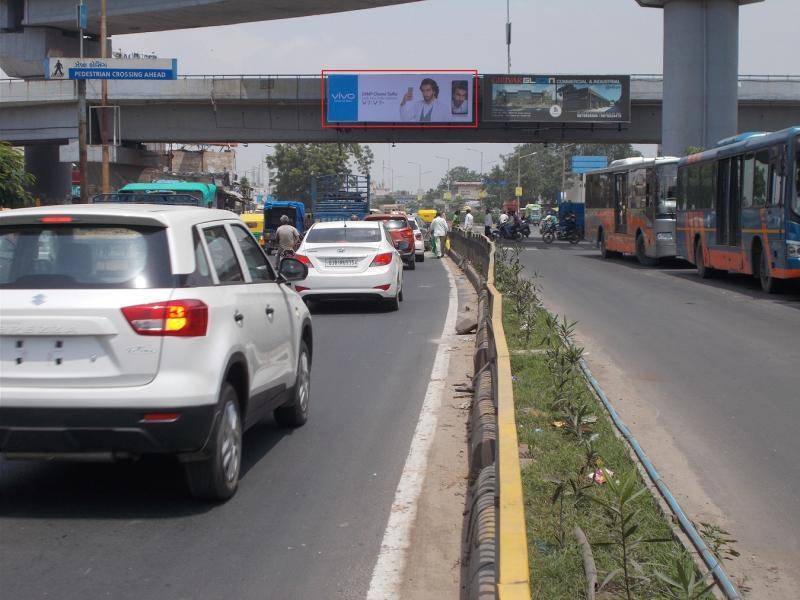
[0,204,312,501]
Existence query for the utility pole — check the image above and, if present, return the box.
[506,0,511,74]
[100,0,110,193]
[435,155,451,213]
[77,0,88,203]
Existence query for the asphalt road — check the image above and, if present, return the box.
[0,257,451,600]
[515,237,800,592]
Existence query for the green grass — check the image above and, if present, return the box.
[503,307,696,599]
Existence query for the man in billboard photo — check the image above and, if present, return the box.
[400,78,450,122]
[451,80,469,115]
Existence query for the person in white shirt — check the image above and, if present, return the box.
[400,78,450,123]
[430,211,450,258]
[484,208,493,238]
[451,81,469,115]
[463,207,474,232]
[498,211,510,226]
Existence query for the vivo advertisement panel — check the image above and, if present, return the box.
[324,71,477,127]
[483,74,630,123]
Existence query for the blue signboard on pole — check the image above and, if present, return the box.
[571,155,608,174]
[45,58,178,80]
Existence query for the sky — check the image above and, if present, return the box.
[72,0,800,191]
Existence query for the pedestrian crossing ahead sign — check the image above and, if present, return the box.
[45,57,177,80]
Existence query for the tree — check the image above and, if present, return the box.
[0,142,36,208]
[266,143,373,206]
[436,166,480,192]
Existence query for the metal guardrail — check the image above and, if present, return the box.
[3,73,798,84]
[449,229,532,600]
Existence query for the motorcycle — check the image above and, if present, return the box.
[518,219,532,239]
[491,223,524,241]
[541,221,557,244]
[559,221,581,244]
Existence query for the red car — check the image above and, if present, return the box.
[364,214,416,270]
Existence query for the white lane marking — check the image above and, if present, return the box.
[366,259,459,600]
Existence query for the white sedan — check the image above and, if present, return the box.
[292,221,404,310]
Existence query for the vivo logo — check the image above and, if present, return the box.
[331,92,356,102]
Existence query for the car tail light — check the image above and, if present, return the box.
[122,300,208,337]
[415,232,422,240]
[373,284,391,290]
[294,254,313,268]
[370,252,393,267]
[295,285,309,292]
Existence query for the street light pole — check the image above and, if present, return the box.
[435,155,451,213]
[99,0,110,193]
[408,161,422,193]
[77,0,88,203]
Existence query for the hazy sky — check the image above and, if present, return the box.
[68,0,800,190]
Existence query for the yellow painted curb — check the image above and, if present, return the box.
[487,245,532,599]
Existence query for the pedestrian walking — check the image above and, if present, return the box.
[484,208,493,238]
[463,207,474,232]
[430,211,449,258]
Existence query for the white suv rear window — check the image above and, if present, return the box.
[0,225,173,289]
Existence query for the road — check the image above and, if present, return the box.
[0,258,451,600]
[516,238,800,595]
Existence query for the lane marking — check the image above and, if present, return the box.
[366,259,459,600]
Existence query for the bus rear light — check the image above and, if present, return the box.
[122,300,208,337]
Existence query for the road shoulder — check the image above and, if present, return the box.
[399,258,475,600]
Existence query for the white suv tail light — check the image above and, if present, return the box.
[122,300,208,337]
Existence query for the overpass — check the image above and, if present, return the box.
[3,74,798,146]
[0,0,416,78]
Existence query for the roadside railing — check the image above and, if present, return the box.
[449,229,531,600]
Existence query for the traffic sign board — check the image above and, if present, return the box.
[515,186,523,197]
[45,57,177,80]
[571,155,608,174]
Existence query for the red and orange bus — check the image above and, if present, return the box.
[585,157,679,265]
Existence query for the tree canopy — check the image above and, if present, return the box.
[266,143,374,205]
[0,142,36,208]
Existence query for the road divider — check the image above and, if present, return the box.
[449,231,532,600]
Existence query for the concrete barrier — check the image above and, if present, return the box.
[450,230,531,600]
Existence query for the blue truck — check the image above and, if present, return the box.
[263,198,306,255]
[311,174,370,222]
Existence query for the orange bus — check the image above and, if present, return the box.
[585,157,679,265]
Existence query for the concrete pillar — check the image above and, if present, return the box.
[25,144,72,205]
[637,0,762,156]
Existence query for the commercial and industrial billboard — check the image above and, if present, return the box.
[323,70,477,128]
[482,75,630,123]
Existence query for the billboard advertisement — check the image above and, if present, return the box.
[323,70,477,127]
[482,74,630,123]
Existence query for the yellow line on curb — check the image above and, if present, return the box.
[487,244,532,599]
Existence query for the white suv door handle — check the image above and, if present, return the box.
[234,310,244,324]
[265,306,275,318]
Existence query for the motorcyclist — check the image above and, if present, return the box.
[562,210,577,234]
[501,210,520,238]
[275,214,300,258]
[541,211,558,233]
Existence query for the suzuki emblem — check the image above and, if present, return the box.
[337,248,345,253]
[31,294,46,306]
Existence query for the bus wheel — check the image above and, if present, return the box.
[758,247,781,294]
[635,233,658,266]
[600,232,614,259]
[695,241,713,279]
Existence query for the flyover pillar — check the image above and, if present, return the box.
[636,0,764,155]
[24,144,72,205]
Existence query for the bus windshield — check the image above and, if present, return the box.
[794,138,800,217]
[658,164,678,217]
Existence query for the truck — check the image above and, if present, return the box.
[310,173,370,222]
[262,198,307,254]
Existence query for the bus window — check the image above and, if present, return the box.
[658,164,678,217]
[794,141,800,216]
[753,151,770,207]
[742,154,756,208]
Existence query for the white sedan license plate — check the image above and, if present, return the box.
[325,257,358,267]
